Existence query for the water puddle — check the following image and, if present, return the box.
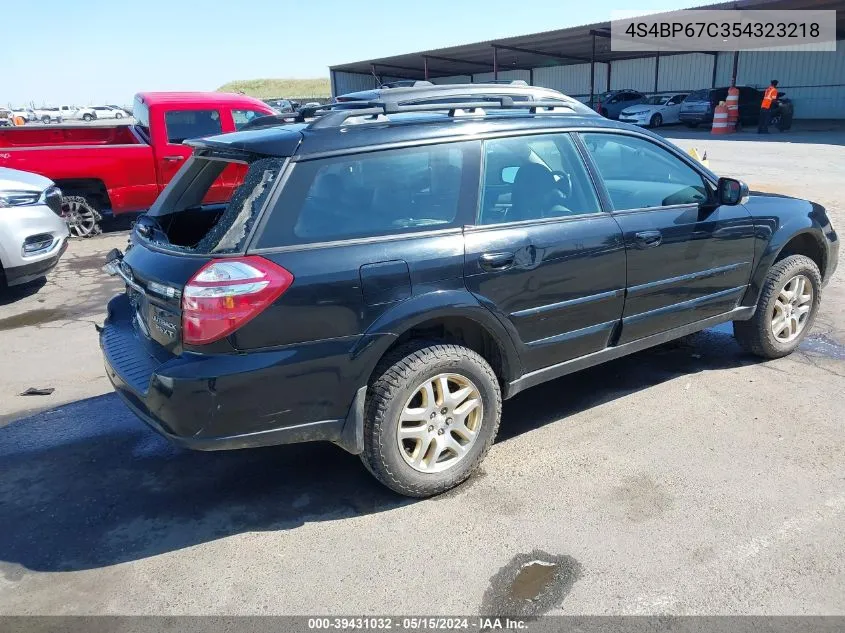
[481,551,581,618]
[799,333,845,360]
[0,308,69,332]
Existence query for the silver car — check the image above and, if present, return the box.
[0,168,69,287]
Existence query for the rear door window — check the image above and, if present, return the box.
[254,142,478,248]
[165,110,223,144]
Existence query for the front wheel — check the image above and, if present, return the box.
[41,115,51,124]
[82,113,93,122]
[650,113,662,128]
[115,112,123,119]
[361,342,502,497]
[734,255,821,359]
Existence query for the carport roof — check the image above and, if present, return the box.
[330,0,845,79]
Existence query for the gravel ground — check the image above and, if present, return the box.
[0,128,843,617]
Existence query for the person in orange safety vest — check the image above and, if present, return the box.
[758,80,779,134]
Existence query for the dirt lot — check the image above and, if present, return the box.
[0,128,843,616]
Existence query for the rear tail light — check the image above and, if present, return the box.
[182,256,293,345]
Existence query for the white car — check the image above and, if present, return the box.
[619,93,689,128]
[0,168,69,287]
[11,108,36,123]
[34,105,97,123]
[91,106,126,120]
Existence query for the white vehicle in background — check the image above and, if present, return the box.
[91,106,126,119]
[619,93,689,128]
[0,168,69,287]
[11,107,36,123]
[34,105,97,123]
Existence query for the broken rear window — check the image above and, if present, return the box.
[141,155,285,254]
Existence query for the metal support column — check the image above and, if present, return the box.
[493,46,498,80]
[731,50,739,87]
[607,62,611,92]
[529,68,534,86]
[654,51,660,93]
[423,57,429,81]
[711,52,718,88]
[589,33,596,108]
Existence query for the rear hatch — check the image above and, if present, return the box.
[680,89,713,115]
[109,140,293,361]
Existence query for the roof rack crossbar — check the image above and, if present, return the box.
[241,97,587,132]
[303,98,581,129]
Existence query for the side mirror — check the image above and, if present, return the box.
[717,177,749,206]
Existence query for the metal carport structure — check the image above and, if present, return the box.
[329,0,845,117]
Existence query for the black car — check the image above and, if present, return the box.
[101,87,839,497]
[679,86,762,127]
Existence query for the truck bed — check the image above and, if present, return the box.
[0,124,142,148]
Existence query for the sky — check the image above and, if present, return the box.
[1,0,702,106]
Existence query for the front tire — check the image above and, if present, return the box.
[82,113,93,122]
[115,112,123,119]
[734,255,821,359]
[650,113,662,128]
[41,115,51,124]
[361,342,502,497]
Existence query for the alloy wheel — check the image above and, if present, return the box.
[397,373,483,474]
[771,274,813,343]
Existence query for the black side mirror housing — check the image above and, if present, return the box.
[717,177,749,206]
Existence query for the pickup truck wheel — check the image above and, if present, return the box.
[60,196,102,238]
[733,255,821,359]
[41,116,51,124]
[82,113,93,122]
[361,341,501,497]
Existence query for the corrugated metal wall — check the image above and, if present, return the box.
[609,57,656,92]
[472,69,532,83]
[332,71,377,95]
[533,63,608,98]
[712,40,845,118]
[656,53,714,92]
[431,75,473,84]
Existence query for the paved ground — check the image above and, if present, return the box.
[0,128,843,616]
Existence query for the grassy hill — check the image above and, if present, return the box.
[217,78,331,99]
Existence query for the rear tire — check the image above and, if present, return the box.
[361,341,502,497]
[41,115,51,124]
[82,113,93,122]
[733,255,821,359]
[115,112,123,119]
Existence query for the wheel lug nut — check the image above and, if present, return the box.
[441,408,448,414]
[430,412,436,420]
[437,429,444,435]
[428,425,434,432]
[446,418,452,425]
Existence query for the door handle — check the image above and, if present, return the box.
[479,252,515,271]
[634,230,662,249]
[163,155,185,162]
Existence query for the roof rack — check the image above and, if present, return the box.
[240,96,588,132]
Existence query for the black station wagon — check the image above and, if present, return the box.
[101,85,839,497]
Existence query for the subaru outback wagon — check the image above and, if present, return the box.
[101,88,839,497]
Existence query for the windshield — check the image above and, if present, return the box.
[644,95,671,105]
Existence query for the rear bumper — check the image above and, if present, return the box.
[100,294,360,451]
[679,112,711,124]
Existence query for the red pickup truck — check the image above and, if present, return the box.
[0,92,274,227]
